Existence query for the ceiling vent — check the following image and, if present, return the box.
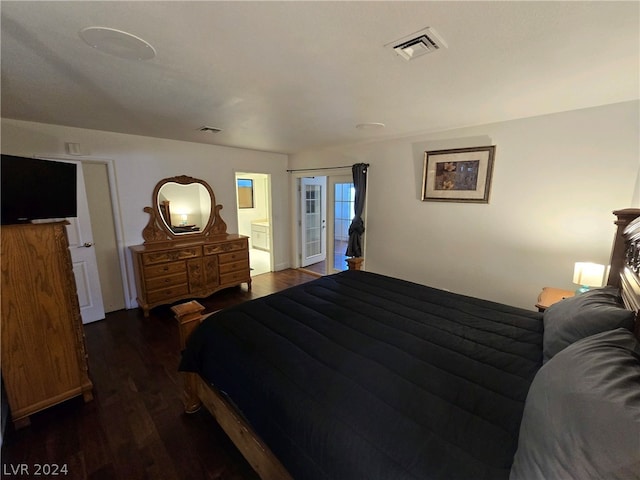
[388,27,447,61]
[198,126,223,133]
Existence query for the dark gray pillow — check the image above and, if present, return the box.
[543,286,634,362]
[510,328,640,480]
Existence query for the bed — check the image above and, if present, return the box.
[176,209,640,480]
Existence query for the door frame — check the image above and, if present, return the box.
[234,170,274,275]
[39,155,131,310]
[289,168,364,272]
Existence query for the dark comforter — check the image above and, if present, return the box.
[180,270,543,480]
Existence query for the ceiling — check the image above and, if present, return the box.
[2,1,638,155]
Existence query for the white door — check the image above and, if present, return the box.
[300,177,327,267]
[63,161,105,323]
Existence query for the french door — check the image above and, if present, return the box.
[328,176,355,273]
[300,177,326,267]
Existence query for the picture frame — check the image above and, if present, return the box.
[237,178,254,209]
[421,146,496,203]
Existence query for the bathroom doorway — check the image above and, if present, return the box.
[235,172,273,276]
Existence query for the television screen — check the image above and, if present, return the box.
[1,155,77,224]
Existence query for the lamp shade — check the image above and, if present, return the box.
[573,262,606,288]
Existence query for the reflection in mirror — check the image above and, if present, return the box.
[157,182,212,235]
[142,175,227,244]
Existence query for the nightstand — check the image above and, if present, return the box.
[535,287,575,312]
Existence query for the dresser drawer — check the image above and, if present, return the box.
[141,247,201,266]
[204,239,247,256]
[143,261,186,278]
[147,285,189,304]
[220,270,250,285]
[218,250,249,265]
[219,260,249,275]
[146,272,187,291]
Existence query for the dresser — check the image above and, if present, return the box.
[131,175,253,316]
[1,222,93,428]
[130,234,251,316]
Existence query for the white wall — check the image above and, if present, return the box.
[290,101,640,309]
[1,119,290,307]
[4,101,637,311]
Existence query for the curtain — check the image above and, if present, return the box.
[346,163,368,258]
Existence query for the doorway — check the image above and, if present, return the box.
[38,157,127,321]
[235,172,273,276]
[83,162,126,313]
[296,173,356,276]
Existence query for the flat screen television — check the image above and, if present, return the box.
[1,155,77,225]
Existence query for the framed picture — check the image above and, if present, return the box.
[421,146,495,203]
[237,178,254,208]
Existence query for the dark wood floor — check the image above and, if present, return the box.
[1,269,318,480]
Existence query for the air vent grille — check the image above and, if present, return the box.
[388,27,447,61]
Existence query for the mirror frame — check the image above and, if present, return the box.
[142,175,227,244]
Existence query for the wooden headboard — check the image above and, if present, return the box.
[609,208,640,337]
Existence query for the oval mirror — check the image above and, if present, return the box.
[153,175,215,237]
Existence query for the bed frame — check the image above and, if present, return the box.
[172,300,293,480]
[173,208,640,480]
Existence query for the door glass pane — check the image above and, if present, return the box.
[305,185,321,257]
[333,182,355,271]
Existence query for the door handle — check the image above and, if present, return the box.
[83,242,94,248]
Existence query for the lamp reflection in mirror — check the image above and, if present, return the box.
[573,262,606,294]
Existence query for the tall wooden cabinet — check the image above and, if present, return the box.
[1,222,93,428]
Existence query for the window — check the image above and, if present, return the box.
[237,178,254,208]
[333,182,355,271]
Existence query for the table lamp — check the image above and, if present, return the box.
[572,262,606,294]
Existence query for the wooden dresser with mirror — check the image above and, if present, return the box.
[129,175,251,317]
